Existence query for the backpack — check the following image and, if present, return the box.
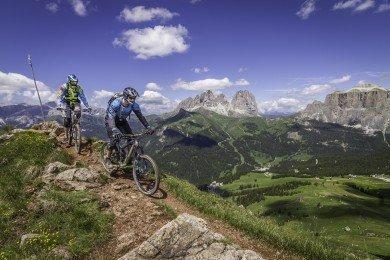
[108,92,123,106]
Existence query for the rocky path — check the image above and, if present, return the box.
[36,122,298,260]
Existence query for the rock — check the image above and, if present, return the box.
[43,167,101,191]
[44,162,70,175]
[115,232,135,255]
[299,83,390,132]
[25,165,41,180]
[344,226,351,232]
[49,246,72,259]
[230,90,259,117]
[118,213,263,260]
[0,133,13,142]
[20,233,40,247]
[175,90,260,118]
[32,121,64,136]
[56,168,100,182]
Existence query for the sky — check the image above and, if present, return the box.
[0,0,390,114]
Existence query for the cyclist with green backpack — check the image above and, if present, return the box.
[57,74,91,127]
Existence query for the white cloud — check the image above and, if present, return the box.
[113,25,189,60]
[377,2,390,12]
[238,67,247,73]
[333,0,375,12]
[355,0,375,11]
[146,82,162,91]
[329,75,351,84]
[69,0,87,16]
[333,0,361,10]
[0,70,55,105]
[191,67,209,74]
[46,2,59,13]
[301,84,331,95]
[259,98,305,114]
[138,90,177,114]
[171,77,250,91]
[234,79,250,86]
[90,89,115,108]
[296,0,317,20]
[190,0,202,4]
[118,6,178,23]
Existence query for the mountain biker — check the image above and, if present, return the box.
[57,74,91,127]
[104,87,154,161]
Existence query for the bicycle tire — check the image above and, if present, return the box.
[74,123,81,154]
[67,126,73,146]
[132,154,160,196]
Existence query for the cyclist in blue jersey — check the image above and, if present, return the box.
[104,87,154,161]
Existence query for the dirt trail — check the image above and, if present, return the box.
[58,134,298,260]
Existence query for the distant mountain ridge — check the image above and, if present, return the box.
[299,83,390,132]
[176,90,259,117]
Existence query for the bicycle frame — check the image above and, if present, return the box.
[116,133,147,168]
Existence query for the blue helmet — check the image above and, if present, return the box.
[67,74,78,85]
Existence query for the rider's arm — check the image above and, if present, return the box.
[78,86,90,108]
[106,100,119,129]
[56,85,66,105]
[132,103,150,128]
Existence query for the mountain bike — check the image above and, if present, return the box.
[100,132,160,195]
[57,107,89,154]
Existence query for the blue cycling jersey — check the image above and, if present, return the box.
[106,97,140,120]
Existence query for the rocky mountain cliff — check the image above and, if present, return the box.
[299,83,390,132]
[176,90,259,117]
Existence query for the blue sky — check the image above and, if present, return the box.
[0,0,390,114]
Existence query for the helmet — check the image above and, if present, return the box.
[123,87,139,99]
[67,74,78,85]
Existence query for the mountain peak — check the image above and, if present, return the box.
[176,90,259,117]
[347,83,386,93]
[299,83,390,131]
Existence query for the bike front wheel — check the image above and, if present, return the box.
[132,154,160,196]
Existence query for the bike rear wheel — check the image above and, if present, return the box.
[67,126,72,146]
[74,123,81,154]
[133,154,160,196]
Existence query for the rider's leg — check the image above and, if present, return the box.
[63,102,71,127]
[104,118,116,160]
[74,102,81,121]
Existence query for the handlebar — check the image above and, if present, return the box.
[122,131,154,139]
[56,107,91,113]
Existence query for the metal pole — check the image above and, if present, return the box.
[27,54,45,121]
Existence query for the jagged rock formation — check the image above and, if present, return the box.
[176,90,259,117]
[230,90,258,117]
[119,213,262,260]
[299,83,390,132]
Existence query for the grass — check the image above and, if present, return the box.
[153,201,178,220]
[0,131,112,259]
[164,175,368,259]
[221,173,390,258]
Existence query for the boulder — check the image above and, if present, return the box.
[56,168,100,182]
[118,213,263,260]
[44,162,70,175]
[49,246,72,260]
[20,233,40,247]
